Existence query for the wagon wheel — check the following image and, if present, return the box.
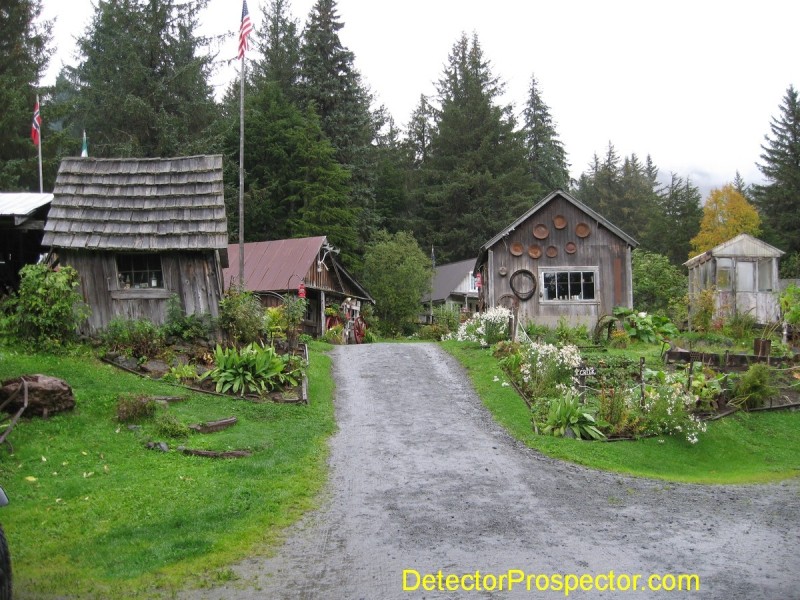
[353,316,367,344]
[325,315,341,331]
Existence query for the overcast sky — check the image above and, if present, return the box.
[40,0,799,198]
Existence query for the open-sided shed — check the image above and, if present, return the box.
[223,236,373,337]
[474,189,637,330]
[0,193,52,292]
[684,233,784,325]
[42,155,228,334]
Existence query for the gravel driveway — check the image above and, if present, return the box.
[184,343,800,599]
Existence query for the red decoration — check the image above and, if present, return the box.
[475,272,482,289]
[298,282,306,299]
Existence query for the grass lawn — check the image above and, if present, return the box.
[0,342,336,599]
[442,340,800,485]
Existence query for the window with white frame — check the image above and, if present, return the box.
[757,259,774,291]
[468,272,479,292]
[541,269,597,302]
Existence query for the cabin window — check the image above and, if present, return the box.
[469,272,479,292]
[116,253,163,289]
[541,269,596,302]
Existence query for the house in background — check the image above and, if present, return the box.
[42,155,228,334]
[223,236,374,337]
[421,258,479,322]
[684,233,784,326]
[474,189,637,330]
[0,193,52,292]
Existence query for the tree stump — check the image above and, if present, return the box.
[0,375,75,417]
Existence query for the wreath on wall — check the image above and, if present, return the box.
[509,269,536,301]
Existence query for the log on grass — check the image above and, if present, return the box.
[187,416,237,433]
[177,446,251,459]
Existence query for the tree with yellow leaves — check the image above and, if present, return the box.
[689,184,761,256]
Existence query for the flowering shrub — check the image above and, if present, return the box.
[517,341,582,398]
[448,306,511,346]
[626,370,708,444]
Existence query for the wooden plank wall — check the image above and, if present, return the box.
[63,250,223,334]
[485,196,632,328]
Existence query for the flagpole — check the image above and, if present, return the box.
[36,95,43,193]
[238,57,245,286]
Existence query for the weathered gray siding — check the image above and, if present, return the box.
[482,194,633,329]
[62,250,223,334]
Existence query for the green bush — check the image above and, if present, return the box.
[418,323,449,341]
[541,393,606,440]
[116,393,157,423]
[732,363,777,409]
[281,294,307,350]
[723,311,757,340]
[162,294,214,341]
[219,287,265,344]
[200,342,302,396]
[161,364,197,384]
[432,305,461,333]
[154,412,191,439]
[103,317,165,360]
[323,324,344,345]
[4,264,90,350]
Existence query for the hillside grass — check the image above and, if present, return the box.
[0,342,336,599]
[441,340,800,484]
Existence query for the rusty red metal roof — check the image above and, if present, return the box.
[223,236,326,292]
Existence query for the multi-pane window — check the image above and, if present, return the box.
[541,270,596,301]
[116,254,163,289]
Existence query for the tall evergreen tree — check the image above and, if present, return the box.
[0,0,52,190]
[645,173,702,265]
[254,0,301,101]
[753,86,800,253]
[65,0,218,158]
[521,74,569,194]
[415,32,533,262]
[299,0,377,246]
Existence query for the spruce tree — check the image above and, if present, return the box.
[299,0,376,245]
[645,173,702,265]
[254,0,301,101]
[65,0,218,158]
[0,0,51,190]
[754,85,800,253]
[416,32,532,263]
[521,74,569,194]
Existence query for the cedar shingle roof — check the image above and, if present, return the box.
[42,155,227,251]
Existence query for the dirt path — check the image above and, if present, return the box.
[182,343,800,599]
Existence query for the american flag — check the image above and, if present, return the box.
[31,98,42,146]
[237,0,254,60]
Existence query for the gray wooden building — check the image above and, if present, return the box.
[42,155,228,334]
[474,190,637,329]
[684,233,784,325]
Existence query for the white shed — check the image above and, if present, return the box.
[684,234,784,325]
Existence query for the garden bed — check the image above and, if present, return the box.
[102,341,308,404]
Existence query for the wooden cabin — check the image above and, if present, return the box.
[474,190,637,330]
[223,236,374,337]
[421,258,479,322]
[0,193,52,293]
[684,233,784,326]
[41,156,228,334]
